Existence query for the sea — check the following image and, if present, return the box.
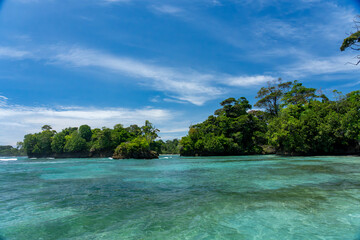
[1,155,360,239]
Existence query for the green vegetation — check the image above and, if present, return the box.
[340,15,360,64]
[23,121,161,159]
[180,97,266,156]
[20,81,360,158]
[0,143,26,156]
[180,80,360,156]
[113,137,158,159]
[157,139,180,154]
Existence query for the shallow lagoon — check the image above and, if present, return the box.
[1,155,360,239]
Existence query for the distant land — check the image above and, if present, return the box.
[0,145,25,157]
[17,80,360,159]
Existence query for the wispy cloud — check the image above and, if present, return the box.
[152,5,182,15]
[0,43,281,107]
[0,44,285,105]
[0,47,31,59]
[0,95,8,106]
[225,75,276,87]
[53,47,224,105]
[281,54,359,77]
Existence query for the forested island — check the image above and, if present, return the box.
[21,80,360,159]
[0,144,26,157]
[20,80,360,158]
[23,121,162,159]
[180,80,360,156]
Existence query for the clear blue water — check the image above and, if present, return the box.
[1,155,360,239]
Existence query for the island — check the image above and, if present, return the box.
[21,80,360,159]
[0,144,26,157]
[179,80,360,156]
[23,121,162,159]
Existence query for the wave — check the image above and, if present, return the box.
[0,158,17,161]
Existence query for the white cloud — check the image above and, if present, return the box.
[281,54,359,77]
[0,45,286,105]
[152,5,182,15]
[255,19,299,39]
[225,75,276,87]
[54,47,224,105]
[0,103,176,145]
[163,98,188,104]
[0,95,8,106]
[0,47,30,59]
[1,45,281,105]
[150,95,161,103]
[161,127,189,133]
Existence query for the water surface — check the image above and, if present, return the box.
[1,155,360,239]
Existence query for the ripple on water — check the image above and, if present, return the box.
[1,155,360,239]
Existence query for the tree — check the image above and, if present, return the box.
[23,134,37,155]
[141,120,159,144]
[112,124,132,146]
[38,130,54,155]
[22,122,161,158]
[126,124,142,137]
[254,78,292,116]
[281,80,317,106]
[90,127,113,152]
[79,125,92,142]
[215,97,251,118]
[62,127,78,136]
[159,139,180,154]
[41,125,52,131]
[113,136,159,159]
[64,132,87,153]
[340,16,360,64]
[51,132,66,153]
[180,96,266,156]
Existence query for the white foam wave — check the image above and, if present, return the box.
[0,158,17,161]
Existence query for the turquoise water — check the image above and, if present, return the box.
[1,155,360,239]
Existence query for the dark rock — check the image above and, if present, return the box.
[113,150,158,159]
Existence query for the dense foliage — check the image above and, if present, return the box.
[180,80,360,156]
[0,143,26,156]
[113,137,158,159]
[157,139,180,154]
[340,15,360,65]
[180,97,267,156]
[23,121,161,159]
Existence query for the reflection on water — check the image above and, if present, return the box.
[1,155,360,239]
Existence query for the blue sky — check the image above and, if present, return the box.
[0,0,359,145]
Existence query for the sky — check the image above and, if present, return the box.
[0,0,360,145]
